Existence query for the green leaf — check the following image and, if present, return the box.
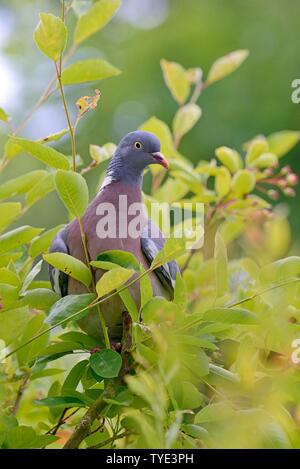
[215,146,242,173]
[89,143,115,163]
[0,203,22,232]
[62,360,89,395]
[173,104,202,141]
[45,293,96,325]
[96,267,134,298]
[195,402,234,424]
[203,307,259,325]
[38,128,69,143]
[172,381,203,410]
[62,58,120,85]
[20,259,43,294]
[39,341,81,357]
[17,313,49,365]
[140,265,153,310]
[181,424,208,439]
[34,12,67,61]
[22,288,59,310]
[92,250,140,271]
[215,166,231,197]
[31,368,64,380]
[267,130,300,157]
[29,224,65,258]
[139,117,175,157]
[0,307,29,345]
[43,252,92,287]
[231,169,256,196]
[0,107,10,123]
[0,283,19,309]
[26,173,55,207]
[118,288,139,323]
[4,426,57,449]
[250,152,278,168]
[58,331,99,349]
[206,49,249,85]
[245,135,269,165]
[151,237,186,268]
[90,349,122,378]
[0,267,20,287]
[208,363,239,383]
[74,0,121,46]
[34,396,86,408]
[55,169,89,217]
[0,226,43,255]
[214,232,228,297]
[0,170,48,200]
[260,256,300,283]
[141,297,181,324]
[10,137,70,169]
[174,272,187,310]
[161,59,190,105]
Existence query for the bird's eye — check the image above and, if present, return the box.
[134,141,143,150]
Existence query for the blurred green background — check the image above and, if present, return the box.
[0,0,299,237]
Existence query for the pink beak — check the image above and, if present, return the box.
[151,152,169,169]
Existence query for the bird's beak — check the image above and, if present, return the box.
[151,152,169,169]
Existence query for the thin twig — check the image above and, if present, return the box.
[86,431,130,450]
[47,408,80,435]
[55,61,76,171]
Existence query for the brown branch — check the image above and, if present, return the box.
[63,312,133,449]
[12,374,30,415]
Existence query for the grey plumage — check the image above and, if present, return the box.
[48,131,179,340]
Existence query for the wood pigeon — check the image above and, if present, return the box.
[49,131,180,341]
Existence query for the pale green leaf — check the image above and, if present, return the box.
[29,224,65,258]
[62,58,120,85]
[0,203,22,232]
[96,267,134,298]
[245,135,269,165]
[203,307,259,325]
[206,49,249,85]
[151,237,186,268]
[0,107,10,123]
[173,104,202,141]
[0,170,48,200]
[215,146,242,173]
[26,173,55,207]
[0,307,29,345]
[55,169,89,217]
[74,0,121,46]
[214,232,228,297]
[10,137,70,170]
[231,169,256,196]
[0,226,43,255]
[161,59,190,104]
[267,130,300,157]
[43,252,92,287]
[34,12,67,61]
[215,166,231,197]
[139,116,175,157]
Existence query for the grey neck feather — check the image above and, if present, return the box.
[100,151,143,190]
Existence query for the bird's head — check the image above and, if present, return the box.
[117,130,169,171]
[103,131,169,188]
